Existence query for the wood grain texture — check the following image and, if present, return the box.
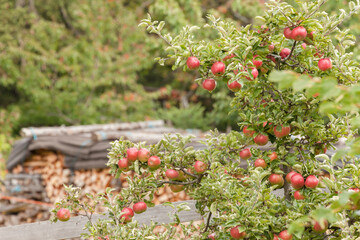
[0,200,203,240]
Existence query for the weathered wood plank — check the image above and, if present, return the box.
[21,120,165,137]
[0,200,203,240]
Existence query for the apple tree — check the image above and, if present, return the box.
[52,0,360,239]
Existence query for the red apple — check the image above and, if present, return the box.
[273,235,279,240]
[294,190,305,200]
[148,156,161,170]
[305,175,319,189]
[291,173,305,190]
[127,148,138,161]
[243,126,255,137]
[118,157,130,171]
[280,48,291,59]
[254,158,267,168]
[239,149,252,160]
[166,169,179,180]
[291,26,307,41]
[350,188,360,192]
[254,134,269,146]
[253,55,263,68]
[274,125,291,138]
[57,208,70,222]
[120,207,134,222]
[269,174,284,187]
[312,220,328,233]
[202,78,217,91]
[230,226,246,239]
[133,202,147,214]
[208,233,216,240]
[227,80,242,92]
[269,44,275,52]
[318,58,332,71]
[301,43,307,49]
[268,152,278,161]
[194,160,207,174]
[187,56,200,69]
[251,67,259,79]
[211,61,226,76]
[138,148,150,163]
[279,230,292,240]
[286,171,297,183]
[283,27,293,39]
[170,184,185,192]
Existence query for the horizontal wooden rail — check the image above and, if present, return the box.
[0,200,203,240]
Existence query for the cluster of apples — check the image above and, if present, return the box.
[228,225,292,239]
[165,160,207,192]
[282,26,332,71]
[242,124,291,147]
[186,53,261,93]
[118,148,161,171]
[119,201,148,223]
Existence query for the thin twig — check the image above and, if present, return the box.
[304,0,327,20]
[157,179,199,187]
[202,212,212,233]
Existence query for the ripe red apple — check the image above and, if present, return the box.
[148,156,161,170]
[194,160,207,174]
[118,158,130,171]
[186,56,200,69]
[254,158,267,168]
[254,134,269,146]
[318,58,332,71]
[211,61,226,76]
[273,125,291,138]
[227,80,242,92]
[243,126,255,137]
[312,220,328,233]
[166,169,179,180]
[170,184,185,192]
[269,174,284,187]
[253,55,263,68]
[251,67,259,79]
[349,188,360,192]
[286,171,297,183]
[291,26,307,41]
[239,148,252,160]
[291,173,305,190]
[202,78,217,91]
[280,48,291,59]
[208,233,216,240]
[268,152,278,161]
[133,202,147,214]
[305,175,319,189]
[127,148,138,161]
[294,190,305,200]
[273,235,279,240]
[269,44,275,52]
[57,208,70,222]
[230,226,246,239]
[279,230,292,240]
[283,27,293,39]
[138,148,150,163]
[120,207,134,222]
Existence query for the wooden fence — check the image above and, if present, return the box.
[0,200,203,240]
